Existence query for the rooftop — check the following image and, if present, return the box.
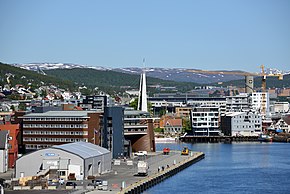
[22,110,99,118]
[53,142,110,159]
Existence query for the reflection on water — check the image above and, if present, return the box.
[145,142,290,194]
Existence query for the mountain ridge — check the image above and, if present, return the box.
[12,63,290,84]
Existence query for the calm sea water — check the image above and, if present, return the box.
[145,142,290,194]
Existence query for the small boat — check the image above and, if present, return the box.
[258,134,272,142]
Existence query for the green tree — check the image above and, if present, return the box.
[10,105,15,111]
[129,98,138,110]
[18,103,27,111]
[182,117,192,132]
[158,108,167,117]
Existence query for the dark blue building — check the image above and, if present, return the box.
[102,106,124,159]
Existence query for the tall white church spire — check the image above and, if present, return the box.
[138,59,148,112]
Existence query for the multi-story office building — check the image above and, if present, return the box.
[221,112,262,136]
[226,93,252,112]
[191,106,220,136]
[102,106,124,158]
[21,111,102,151]
[250,92,269,114]
[149,95,226,116]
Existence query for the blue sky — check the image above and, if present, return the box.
[0,0,289,72]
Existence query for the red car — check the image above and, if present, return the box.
[163,148,170,155]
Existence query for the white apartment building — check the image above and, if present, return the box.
[187,98,226,114]
[226,93,252,112]
[221,112,262,137]
[250,92,269,115]
[191,106,220,136]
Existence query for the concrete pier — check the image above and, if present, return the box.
[118,152,204,194]
[2,151,204,194]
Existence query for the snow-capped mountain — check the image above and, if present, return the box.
[11,63,110,71]
[10,63,290,84]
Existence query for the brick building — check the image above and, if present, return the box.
[20,111,102,151]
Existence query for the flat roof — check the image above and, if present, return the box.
[225,112,245,117]
[53,142,110,159]
[124,110,149,116]
[22,111,98,117]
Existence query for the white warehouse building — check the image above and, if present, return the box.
[15,142,111,180]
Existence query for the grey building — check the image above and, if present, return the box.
[79,95,108,111]
[15,142,111,180]
[221,112,262,136]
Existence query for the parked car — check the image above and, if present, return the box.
[58,178,65,185]
[163,148,170,155]
[66,181,77,187]
[134,151,148,156]
[88,179,102,187]
[92,179,102,186]
[47,179,59,186]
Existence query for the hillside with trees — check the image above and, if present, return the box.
[0,62,76,91]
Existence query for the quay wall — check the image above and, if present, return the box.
[120,152,205,194]
[180,136,259,143]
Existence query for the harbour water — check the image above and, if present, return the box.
[145,142,290,194]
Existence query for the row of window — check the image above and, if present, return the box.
[192,117,219,120]
[23,117,88,121]
[124,129,146,132]
[192,123,218,127]
[23,124,88,128]
[234,125,261,129]
[164,128,182,132]
[25,144,52,149]
[24,138,88,142]
[192,113,219,117]
[23,130,88,135]
[233,120,261,123]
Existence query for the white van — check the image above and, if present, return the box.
[134,151,148,156]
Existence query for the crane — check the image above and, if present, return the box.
[259,65,283,115]
[186,65,283,93]
[186,65,284,115]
